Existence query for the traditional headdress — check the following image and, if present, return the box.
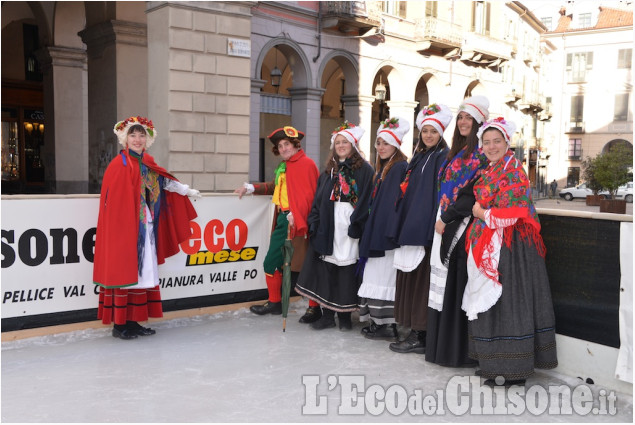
[376,116,410,149]
[268,126,305,144]
[113,116,157,148]
[458,95,490,124]
[415,103,453,135]
[330,121,365,153]
[477,117,517,147]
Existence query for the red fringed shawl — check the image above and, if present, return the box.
[466,150,546,285]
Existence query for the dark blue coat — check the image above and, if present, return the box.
[307,159,375,256]
[359,160,408,258]
[386,143,449,248]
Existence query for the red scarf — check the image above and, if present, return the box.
[466,150,545,284]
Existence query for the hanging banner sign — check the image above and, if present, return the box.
[1,195,273,320]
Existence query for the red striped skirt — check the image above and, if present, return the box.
[97,286,163,325]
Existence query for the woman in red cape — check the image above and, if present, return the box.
[93,116,199,339]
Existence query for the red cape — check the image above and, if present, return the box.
[93,150,197,288]
[285,149,319,237]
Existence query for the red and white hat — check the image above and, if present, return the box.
[458,95,490,124]
[477,117,517,147]
[376,116,410,149]
[415,103,452,135]
[330,121,365,153]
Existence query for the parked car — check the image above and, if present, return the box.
[559,182,633,202]
[608,182,633,203]
[558,183,604,201]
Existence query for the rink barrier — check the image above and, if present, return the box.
[1,196,632,393]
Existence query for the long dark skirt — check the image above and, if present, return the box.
[394,248,431,330]
[426,231,477,367]
[468,231,558,380]
[359,298,395,325]
[295,243,360,312]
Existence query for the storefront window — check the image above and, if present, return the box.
[1,107,45,192]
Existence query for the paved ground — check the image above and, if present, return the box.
[1,301,633,423]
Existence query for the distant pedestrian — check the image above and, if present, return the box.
[550,179,557,198]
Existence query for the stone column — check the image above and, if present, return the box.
[341,94,375,159]
[250,79,266,182]
[146,1,252,192]
[386,100,419,157]
[37,46,88,193]
[79,20,148,193]
[288,87,325,166]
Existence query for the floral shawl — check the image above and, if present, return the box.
[465,149,545,285]
[330,158,359,207]
[437,147,488,213]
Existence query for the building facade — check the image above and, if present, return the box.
[540,1,633,187]
[1,1,583,195]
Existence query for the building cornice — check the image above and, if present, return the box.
[506,2,548,33]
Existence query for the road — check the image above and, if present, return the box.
[535,197,633,215]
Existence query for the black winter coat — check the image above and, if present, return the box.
[307,159,375,256]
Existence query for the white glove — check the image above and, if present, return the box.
[187,188,202,199]
[243,182,255,195]
[287,211,295,228]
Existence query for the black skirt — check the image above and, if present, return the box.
[468,230,558,380]
[426,231,477,367]
[295,243,361,312]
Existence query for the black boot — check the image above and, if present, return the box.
[299,306,322,323]
[338,312,352,331]
[365,323,398,341]
[389,329,426,354]
[112,324,137,340]
[127,321,156,336]
[484,377,526,388]
[311,308,336,330]
[250,301,282,315]
[361,321,377,335]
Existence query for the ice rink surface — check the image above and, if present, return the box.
[2,300,633,423]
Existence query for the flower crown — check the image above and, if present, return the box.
[113,116,157,148]
[379,117,399,129]
[332,120,356,135]
[421,103,441,116]
[115,116,155,138]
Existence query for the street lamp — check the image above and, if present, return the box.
[374,75,386,102]
[270,47,282,89]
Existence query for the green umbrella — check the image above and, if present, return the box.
[281,224,294,332]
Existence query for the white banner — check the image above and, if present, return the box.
[1,195,273,320]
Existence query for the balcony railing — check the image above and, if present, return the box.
[414,17,463,47]
[324,1,382,22]
[518,93,543,112]
[462,32,513,61]
[322,1,382,33]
